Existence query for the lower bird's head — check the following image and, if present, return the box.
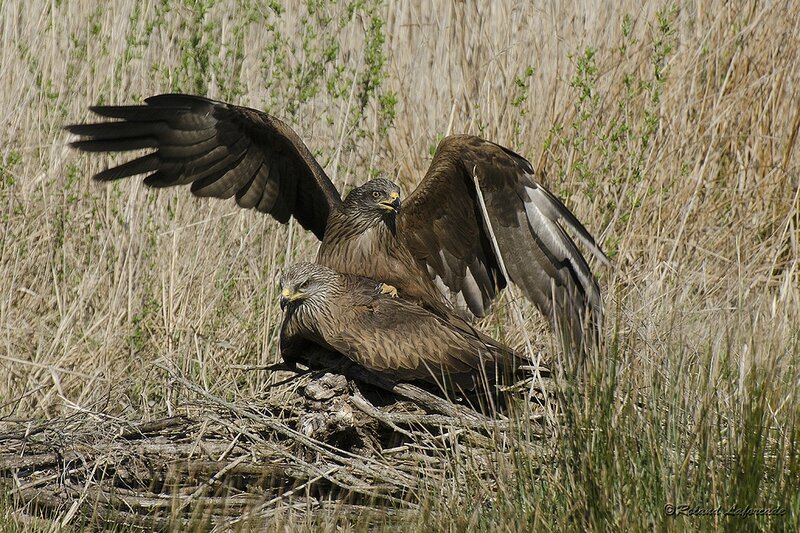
[279,262,337,311]
[341,178,401,233]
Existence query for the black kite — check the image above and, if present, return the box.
[279,262,522,390]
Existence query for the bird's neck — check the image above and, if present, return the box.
[318,209,398,271]
[331,205,392,236]
[286,292,342,350]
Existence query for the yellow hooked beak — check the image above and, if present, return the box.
[378,191,401,212]
[279,287,301,310]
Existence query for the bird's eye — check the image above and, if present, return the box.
[372,191,381,199]
[299,280,311,291]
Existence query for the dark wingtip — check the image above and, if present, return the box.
[92,167,125,182]
[63,123,103,136]
[87,104,125,117]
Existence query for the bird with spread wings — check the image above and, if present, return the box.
[66,93,609,356]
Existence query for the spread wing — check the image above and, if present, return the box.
[65,93,341,240]
[399,135,610,352]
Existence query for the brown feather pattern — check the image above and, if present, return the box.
[280,263,521,390]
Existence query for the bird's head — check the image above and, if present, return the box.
[279,262,337,311]
[341,178,401,233]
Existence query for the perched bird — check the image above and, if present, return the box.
[279,262,523,391]
[66,94,609,354]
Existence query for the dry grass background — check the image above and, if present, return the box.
[1,0,798,530]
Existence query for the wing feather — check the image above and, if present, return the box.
[281,273,514,389]
[65,93,341,240]
[331,287,511,389]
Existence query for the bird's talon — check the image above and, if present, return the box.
[379,283,399,298]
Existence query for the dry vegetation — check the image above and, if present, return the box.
[0,0,798,531]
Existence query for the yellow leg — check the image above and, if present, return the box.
[378,283,398,298]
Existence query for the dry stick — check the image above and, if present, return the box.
[67,480,260,512]
[87,440,235,459]
[391,382,490,421]
[287,361,550,471]
[119,416,193,440]
[8,434,223,494]
[349,391,537,433]
[246,501,416,525]
[165,459,286,481]
[199,415,333,480]
[15,485,178,532]
[61,457,106,528]
[188,418,210,464]
[177,454,249,512]
[349,391,416,439]
[216,432,242,462]
[15,467,86,492]
[0,452,77,473]
[5,361,521,525]
[61,478,179,512]
[162,367,406,474]
[217,466,340,532]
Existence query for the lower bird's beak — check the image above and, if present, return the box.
[279,295,289,311]
[379,192,401,212]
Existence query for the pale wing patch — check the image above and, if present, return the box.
[523,179,610,266]
[522,184,602,311]
[428,263,489,317]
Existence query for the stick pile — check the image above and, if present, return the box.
[0,359,554,530]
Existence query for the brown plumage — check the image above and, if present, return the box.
[279,262,522,390]
[66,93,609,354]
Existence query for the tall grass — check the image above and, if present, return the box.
[1,0,798,530]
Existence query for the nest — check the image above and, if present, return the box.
[0,355,555,530]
